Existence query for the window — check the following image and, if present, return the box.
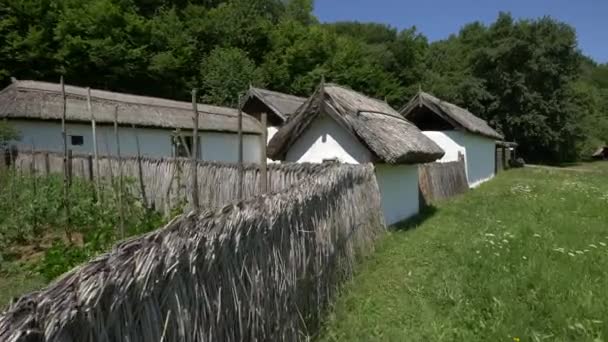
[70,135,84,146]
[173,135,194,158]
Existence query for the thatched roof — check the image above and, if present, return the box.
[268,83,445,164]
[0,80,263,134]
[401,91,504,140]
[242,87,307,122]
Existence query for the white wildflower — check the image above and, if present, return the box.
[568,252,575,257]
[576,250,584,255]
[533,234,541,238]
[600,242,607,247]
[590,244,598,249]
[522,256,527,260]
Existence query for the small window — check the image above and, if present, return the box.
[173,135,194,158]
[70,135,84,146]
[323,157,340,164]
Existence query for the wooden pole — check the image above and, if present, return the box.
[191,89,200,211]
[87,154,94,182]
[133,124,148,209]
[87,87,102,199]
[43,152,50,176]
[260,112,268,194]
[114,106,125,239]
[67,149,73,186]
[60,76,72,243]
[237,94,243,200]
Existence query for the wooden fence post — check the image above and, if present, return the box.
[237,94,243,200]
[114,106,125,239]
[67,149,73,186]
[191,89,200,211]
[260,112,268,194]
[87,154,93,182]
[87,87,102,199]
[43,152,50,176]
[133,124,148,209]
[60,76,72,243]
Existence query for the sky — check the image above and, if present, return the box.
[314,0,608,63]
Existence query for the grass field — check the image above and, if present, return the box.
[321,162,608,341]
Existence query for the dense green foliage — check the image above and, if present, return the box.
[0,171,166,289]
[322,162,608,341]
[0,0,607,162]
[0,121,19,148]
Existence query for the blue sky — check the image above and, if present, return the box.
[314,0,608,63]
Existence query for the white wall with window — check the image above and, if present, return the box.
[9,119,263,163]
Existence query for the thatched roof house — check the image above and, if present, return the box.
[0,79,264,161]
[0,79,262,134]
[268,82,444,225]
[400,91,503,140]
[400,91,503,187]
[242,86,306,125]
[268,83,444,165]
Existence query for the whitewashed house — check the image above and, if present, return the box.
[401,92,504,188]
[0,79,263,162]
[268,83,444,225]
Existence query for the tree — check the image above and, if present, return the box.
[200,47,263,106]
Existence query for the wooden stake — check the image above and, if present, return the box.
[67,149,73,186]
[87,154,94,182]
[260,112,268,194]
[87,87,102,200]
[43,152,50,176]
[60,76,72,243]
[133,124,148,209]
[114,106,125,239]
[191,89,200,211]
[237,94,243,200]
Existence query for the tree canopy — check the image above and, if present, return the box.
[0,0,606,162]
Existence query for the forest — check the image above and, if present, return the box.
[1,0,607,163]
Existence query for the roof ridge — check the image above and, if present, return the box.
[250,87,307,101]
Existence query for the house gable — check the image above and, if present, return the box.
[285,113,373,164]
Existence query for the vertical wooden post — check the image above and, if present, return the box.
[191,89,200,211]
[114,106,125,239]
[67,149,73,186]
[60,76,72,243]
[29,144,35,175]
[87,154,93,182]
[87,87,101,198]
[260,112,268,194]
[43,152,50,176]
[237,94,243,200]
[133,124,148,209]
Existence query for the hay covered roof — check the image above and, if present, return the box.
[401,91,503,140]
[0,80,263,134]
[243,87,307,121]
[268,83,445,164]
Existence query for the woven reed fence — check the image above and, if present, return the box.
[0,163,385,342]
[12,150,326,212]
[418,156,469,206]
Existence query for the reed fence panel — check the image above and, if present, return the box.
[0,163,385,342]
[418,156,468,206]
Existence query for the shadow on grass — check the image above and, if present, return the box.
[391,205,438,232]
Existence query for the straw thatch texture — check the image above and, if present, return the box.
[243,87,307,121]
[0,163,385,342]
[418,157,469,205]
[13,150,331,212]
[268,83,445,164]
[400,92,503,140]
[0,80,262,134]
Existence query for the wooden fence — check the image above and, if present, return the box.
[11,150,330,213]
[418,154,469,206]
[0,163,386,341]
